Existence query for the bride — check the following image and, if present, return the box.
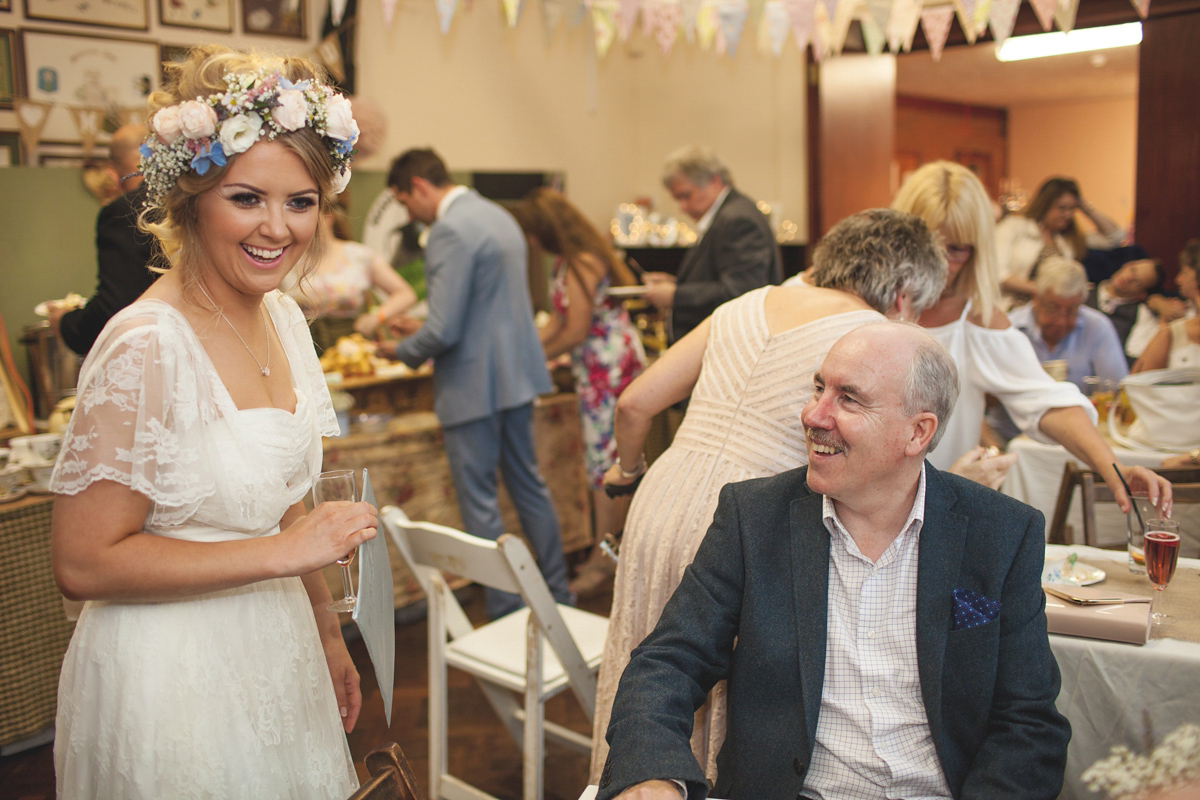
[49,45,376,799]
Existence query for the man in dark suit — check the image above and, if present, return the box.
[598,322,1070,800]
[644,146,781,344]
[387,148,572,619]
[49,124,160,356]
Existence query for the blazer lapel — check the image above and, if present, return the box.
[914,464,967,741]
[790,485,831,747]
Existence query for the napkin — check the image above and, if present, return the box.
[1044,584,1152,645]
[353,469,395,725]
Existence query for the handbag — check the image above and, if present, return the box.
[1108,368,1200,452]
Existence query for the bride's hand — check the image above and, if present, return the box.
[950,446,1018,490]
[281,501,377,574]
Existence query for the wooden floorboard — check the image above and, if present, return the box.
[0,579,614,800]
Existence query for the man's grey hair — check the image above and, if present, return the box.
[808,209,948,316]
[661,145,732,189]
[1035,256,1088,299]
[893,321,960,453]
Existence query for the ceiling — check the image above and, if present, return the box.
[895,40,1139,107]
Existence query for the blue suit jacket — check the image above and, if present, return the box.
[393,190,552,427]
[599,464,1070,800]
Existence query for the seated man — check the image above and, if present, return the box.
[1087,257,1180,365]
[988,256,1128,441]
[598,321,1071,800]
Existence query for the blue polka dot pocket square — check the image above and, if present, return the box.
[952,588,1001,631]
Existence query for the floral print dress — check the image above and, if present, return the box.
[552,259,647,489]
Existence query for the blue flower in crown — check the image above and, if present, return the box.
[190,141,226,175]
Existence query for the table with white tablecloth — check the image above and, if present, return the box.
[1002,435,1200,557]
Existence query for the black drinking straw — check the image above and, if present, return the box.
[1113,463,1145,532]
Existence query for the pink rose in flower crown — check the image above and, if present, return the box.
[324,95,359,143]
[152,106,183,144]
[178,100,219,140]
[271,89,308,131]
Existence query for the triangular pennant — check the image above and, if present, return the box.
[1130,0,1150,16]
[316,32,347,83]
[696,0,720,48]
[540,0,567,34]
[717,0,749,55]
[330,0,349,24]
[952,0,978,42]
[68,107,105,157]
[987,0,1019,46]
[1054,0,1080,32]
[617,0,640,38]
[435,0,457,30]
[811,0,832,60]
[783,0,816,51]
[1028,0,1056,30]
[820,0,837,27]
[758,0,791,55]
[920,5,955,60]
[887,0,922,52]
[568,0,588,25]
[828,0,856,55]
[862,0,891,40]
[650,0,684,54]
[860,13,886,53]
[972,0,991,37]
[15,100,52,166]
[502,0,524,26]
[642,0,657,35]
[680,0,702,39]
[381,0,398,24]
[591,0,620,55]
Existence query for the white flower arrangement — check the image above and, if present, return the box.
[139,69,358,203]
[1083,724,1200,799]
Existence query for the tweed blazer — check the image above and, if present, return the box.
[599,464,1070,800]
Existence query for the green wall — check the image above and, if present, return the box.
[0,168,391,395]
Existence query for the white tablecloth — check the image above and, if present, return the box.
[1002,435,1200,557]
[1046,545,1200,799]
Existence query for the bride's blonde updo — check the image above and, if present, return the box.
[142,45,358,288]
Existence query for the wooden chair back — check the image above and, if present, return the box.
[347,742,422,800]
[1048,463,1200,546]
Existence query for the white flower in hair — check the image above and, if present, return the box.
[325,95,359,143]
[272,89,309,131]
[152,107,183,144]
[178,100,218,139]
[219,112,264,156]
[331,167,352,195]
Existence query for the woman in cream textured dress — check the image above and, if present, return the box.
[49,46,376,799]
[590,210,949,782]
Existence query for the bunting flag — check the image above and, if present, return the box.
[758,0,791,55]
[887,0,922,52]
[861,13,886,54]
[717,0,749,55]
[971,0,991,37]
[1130,0,1150,16]
[591,0,620,55]
[539,0,568,34]
[568,0,589,26]
[952,0,978,42]
[15,100,51,166]
[68,106,104,157]
[436,0,458,32]
[783,0,816,52]
[987,0,1020,46]
[1028,0,1056,30]
[811,0,832,60]
[681,0,702,40]
[316,33,347,82]
[330,0,349,24]
[617,0,640,39]
[696,0,720,48]
[642,0,656,35]
[920,4,955,60]
[646,0,684,53]
[381,0,398,25]
[862,0,891,42]
[828,0,856,56]
[502,0,524,26]
[1054,0,1080,32]
[820,0,837,28]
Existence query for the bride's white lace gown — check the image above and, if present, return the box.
[49,292,358,800]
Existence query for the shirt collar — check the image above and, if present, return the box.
[821,464,927,558]
[695,186,732,235]
[436,185,469,222]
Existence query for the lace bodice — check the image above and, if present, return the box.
[50,292,339,533]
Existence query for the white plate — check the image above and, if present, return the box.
[1043,558,1107,586]
[35,294,86,316]
[607,286,650,297]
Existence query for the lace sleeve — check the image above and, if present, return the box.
[49,311,218,525]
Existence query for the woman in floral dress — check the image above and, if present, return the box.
[513,188,647,594]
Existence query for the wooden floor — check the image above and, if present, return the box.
[0,577,614,800]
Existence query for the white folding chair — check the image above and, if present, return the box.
[382,506,609,800]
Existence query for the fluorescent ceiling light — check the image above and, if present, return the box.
[995,21,1142,62]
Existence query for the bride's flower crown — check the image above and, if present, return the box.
[138,68,359,203]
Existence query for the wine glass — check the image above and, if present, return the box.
[313,469,360,613]
[1144,519,1181,623]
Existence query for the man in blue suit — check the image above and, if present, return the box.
[598,322,1070,800]
[387,149,573,618]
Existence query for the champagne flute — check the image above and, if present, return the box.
[313,469,360,613]
[1144,519,1181,624]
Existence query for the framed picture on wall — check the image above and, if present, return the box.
[159,0,233,31]
[0,131,21,166]
[24,0,149,30]
[242,0,306,38]
[21,30,159,144]
[0,0,10,13]
[0,29,18,109]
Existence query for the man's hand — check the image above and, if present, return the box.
[643,273,677,311]
[614,780,687,799]
[1146,294,1188,322]
[949,446,1019,490]
[387,315,425,338]
[46,302,69,338]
